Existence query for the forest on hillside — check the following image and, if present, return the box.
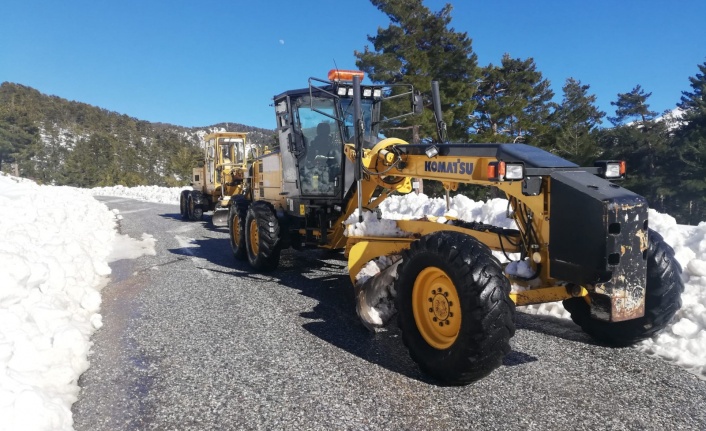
[1,0,704,225]
[0,82,274,188]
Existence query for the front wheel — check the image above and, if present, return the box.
[563,229,684,346]
[245,201,281,271]
[395,231,515,385]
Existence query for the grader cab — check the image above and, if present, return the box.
[227,71,684,384]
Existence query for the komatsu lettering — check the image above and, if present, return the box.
[424,159,473,175]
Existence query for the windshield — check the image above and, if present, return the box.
[293,95,343,196]
[340,98,378,148]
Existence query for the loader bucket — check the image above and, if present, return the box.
[354,260,402,331]
[211,208,229,227]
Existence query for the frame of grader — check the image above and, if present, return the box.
[227,71,684,384]
[180,131,254,225]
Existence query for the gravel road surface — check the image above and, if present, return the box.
[72,197,706,430]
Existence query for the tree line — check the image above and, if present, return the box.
[355,0,706,225]
[0,83,273,188]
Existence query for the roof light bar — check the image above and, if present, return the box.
[328,69,365,82]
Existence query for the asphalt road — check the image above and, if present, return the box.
[72,197,706,431]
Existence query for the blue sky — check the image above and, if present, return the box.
[2,1,704,130]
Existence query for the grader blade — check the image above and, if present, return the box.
[211,208,229,227]
[354,260,402,331]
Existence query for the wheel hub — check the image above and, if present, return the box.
[412,267,461,349]
[249,219,259,255]
[232,215,241,244]
[430,289,453,325]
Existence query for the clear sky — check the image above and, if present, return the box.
[2,0,704,130]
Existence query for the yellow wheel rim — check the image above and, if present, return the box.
[249,218,259,255]
[412,266,461,350]
[231,214,241,245]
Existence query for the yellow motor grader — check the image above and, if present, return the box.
[180,131,253,225]
[227,71,683,384]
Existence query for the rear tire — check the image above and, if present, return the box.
[187,194,203,221]
[245,201,281,271]
[228,196,249,260]
[179,190,189,220]
[395,231,515,385]
[563,229,684,346]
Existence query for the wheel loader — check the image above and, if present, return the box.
[180,131,254,225]
[227,70,684,385]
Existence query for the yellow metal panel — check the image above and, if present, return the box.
[510,285,589,306]
[346,238,415,286]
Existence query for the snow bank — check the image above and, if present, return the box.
[0,174,117,430]
[0,175,159,431]
[86,184,189,204]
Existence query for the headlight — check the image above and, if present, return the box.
[373,89,382,98]
[362,88,372,97]
[595,160,626,179]
[487,161,524,181]
[337,86,348,96]
[505,163,524,180]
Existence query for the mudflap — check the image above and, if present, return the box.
[354,260,402,332]
[211,208,229,227]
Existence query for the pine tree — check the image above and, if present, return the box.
[549,78,605,165]
[673,60,706,224]
[608,85,656,126]
[472,54,554,146]
[355,0,479,141]
[600,86,674,215]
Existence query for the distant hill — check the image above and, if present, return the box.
[0,82,275,187]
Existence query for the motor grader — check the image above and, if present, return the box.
[227,70,684,385]
[180,131,254,225]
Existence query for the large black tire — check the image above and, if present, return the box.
[245,201,281,271]
[563,229,684,346]
[228,196,249,260]
[395,231,516,385]
[179,190,189,220]
[187,193,203,221]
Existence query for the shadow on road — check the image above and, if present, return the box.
[162,225,603,383]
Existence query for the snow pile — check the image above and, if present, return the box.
[0,174,158,431]
[636,210,706,377]
[344,209,408,237]
[86,184,189,204]
[0,175,116,430]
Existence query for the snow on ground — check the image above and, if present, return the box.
[0,175,156,431]
[1,179,705,430]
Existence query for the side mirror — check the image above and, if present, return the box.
[413,93,424,115]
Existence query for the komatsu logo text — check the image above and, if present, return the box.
[424,160,474,175]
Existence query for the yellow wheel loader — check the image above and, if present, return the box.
[228,71,684,384]
[180,131,254,226]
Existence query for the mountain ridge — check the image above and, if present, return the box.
[0,81,275,187]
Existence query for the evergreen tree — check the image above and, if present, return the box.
[673,60,706,224]
[608,85,656,126]
[549,78,605,165]
[472,54,554,146]
[355,0,479,141]
[600,86,674,215]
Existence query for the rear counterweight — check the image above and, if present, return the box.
[549,171,648,322]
